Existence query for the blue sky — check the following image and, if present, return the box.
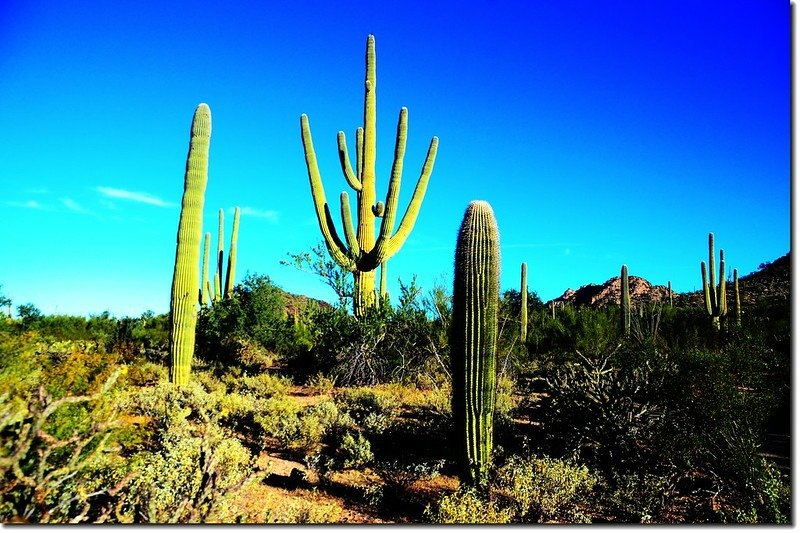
[0,1,790,317]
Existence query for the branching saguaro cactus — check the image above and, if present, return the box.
[621,264,631,337]
[200,207,241,305]
[451,200,500,490]
[300,34,439,317]
[520,262,528,343]
[701,232,727,331]
[169,103,211,386]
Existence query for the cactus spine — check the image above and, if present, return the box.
[451,200,500,490]
[621,264,630,336]
[169,103,211,386]
[300,34,439,317]
[701,232,727,331]
[224,206,241,298]
[520,262,528,343]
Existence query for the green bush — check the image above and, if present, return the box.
[425,488,514,524]
[495,455,596,523]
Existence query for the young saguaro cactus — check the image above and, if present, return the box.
[300,34,439,317]
[451,200,500,490]
[169,103,211,386]
[621,264,631,337]
[520,262,528,343]
[701,232,727,331]
[199,232,211,306]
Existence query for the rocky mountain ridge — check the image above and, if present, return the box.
[549,252,789,309]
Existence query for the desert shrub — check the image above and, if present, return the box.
[0,367,128,523]
[226,372,291,400]
[495,455,596,523]
[196,274,305,369]
[336,431,374,469]
[425,488,514,524]
[543,350,669,478]
[299,282,449,385]
[305,372,336,395]
[255,398,349,453]
[332,386,400,425]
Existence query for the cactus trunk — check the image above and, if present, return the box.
[169,103,211,386]
[734,268,741,326]
[520,262,528,343]
[200,232,211,306]
[451,200,500,490]
[621,264,630,337]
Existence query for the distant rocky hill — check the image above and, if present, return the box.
[549,252,790,309]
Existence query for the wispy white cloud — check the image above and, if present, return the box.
[240,206,279,222]
[6,200,45,209]
[96,186,173,207]
[61,197,88,213]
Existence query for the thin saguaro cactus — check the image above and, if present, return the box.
[520,262,528,343]
[451,200,500,490]
[621,264,631,337]
[300,34,439,317]
[734,268,741,326]
[169,103,211,386]
[224,206,241,298]
[701,232,727,331]
[199,232,211,306]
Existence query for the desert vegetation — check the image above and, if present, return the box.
[0,248,790,523]
[0,34,790,524]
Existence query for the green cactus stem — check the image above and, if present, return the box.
[667,280,673,308]
[520,262,528,343]
[300,34,439,317]
[621,264,630,337]
[200,232,211,306]
[169,103,211,386]
[701,232,727,331]
[734,268,741,326]
[451,200,500,490]
[216,208,224,299]
[224,206,241,298]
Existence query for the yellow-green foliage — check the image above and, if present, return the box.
[495,455,597,523]
[426,488,514,524]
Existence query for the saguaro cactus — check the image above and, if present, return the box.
[733,268,741,326]
[621,264,631,337]
[451,200,500,490]
[520,262,528,343]
[200,232,211,306]
[667,280,673,308]
[300,34,439,317]
[701,232,727,331]
[169,103,211,386]
[224,206,241,298]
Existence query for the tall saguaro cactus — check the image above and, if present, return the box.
[200,232,211,306]
[701,232,727,331]
[621,264,631,337]
[451,200,500,490]
[169,103,211,386]
[520,262,528,343]
[300,34,439,317]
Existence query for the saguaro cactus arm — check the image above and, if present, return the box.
[520,262,528,343]
[169,103,211,386]
[224,206,241,297]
